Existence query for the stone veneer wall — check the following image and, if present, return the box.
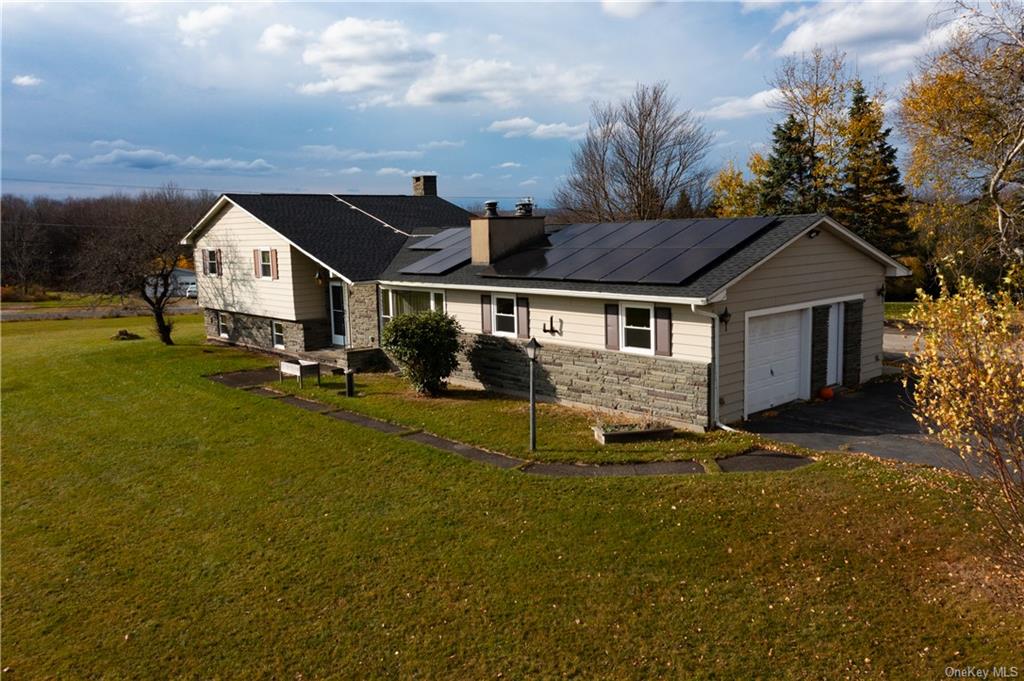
[451,333,712,429]
[346,282,380,349]
[810,305,830,395]
[203,308,329,353]
[842,300,863,387]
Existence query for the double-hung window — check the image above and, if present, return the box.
[621,304,653,353]
[493,295,517,336]
[272,321,285,349]
[217,312,230,338]
[206,249,219,276]
[259,249,272,278]
[380,288,445,325]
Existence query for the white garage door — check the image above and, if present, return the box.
[746,310,805,415]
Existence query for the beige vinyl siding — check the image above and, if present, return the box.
[715,226,886,423]
[443,289,712,361]
[194,203,325,322]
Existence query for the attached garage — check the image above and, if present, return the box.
[745,308,808,415]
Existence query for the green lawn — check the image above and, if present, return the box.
[273,372,756,465]
[885,301,919,322]
[3,316,1021,678]
[0,291,120,309]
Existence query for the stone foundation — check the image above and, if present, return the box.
[347,282,380,349]
[451,333,711,429]
[203,308,328,353]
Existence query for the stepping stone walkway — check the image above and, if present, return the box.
[205,368,810,477]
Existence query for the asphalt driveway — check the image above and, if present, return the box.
[741,379,980,475]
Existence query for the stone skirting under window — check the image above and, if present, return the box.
[450,333,712,429]
[203,308,329,354]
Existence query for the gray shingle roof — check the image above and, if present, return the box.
[224,193,472,282]
[379,214,827,300]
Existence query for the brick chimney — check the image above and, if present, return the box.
[471,200,545,265]
[412,175,437,196]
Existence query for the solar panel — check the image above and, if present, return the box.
[698,217,774,248]
[555,222,629,249]
[565,248,646,281]
[400,244,469,274]
[546,223,595,245]
[624,219,698,248]
[657,219,735,249]
[533,249,611,279]
[598,248,687,282]
[639,247,730,284]
[410,228,469,250]
[588,221,667,249]
[487,247,580,277]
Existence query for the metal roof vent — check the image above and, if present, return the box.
[483,200,499,218]
[514,198,534,217]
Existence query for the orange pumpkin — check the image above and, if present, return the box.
[819,386,835,400]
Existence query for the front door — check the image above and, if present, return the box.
[330,282,347,346]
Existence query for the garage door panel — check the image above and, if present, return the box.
[746,310,804,415]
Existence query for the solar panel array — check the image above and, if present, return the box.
[399,217,777,281]
[484,217,775,284]
[409,228,470,251]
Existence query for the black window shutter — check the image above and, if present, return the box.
[654,306,672,356]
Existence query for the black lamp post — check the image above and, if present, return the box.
[525,337,541,452]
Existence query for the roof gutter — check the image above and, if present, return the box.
[377,279,709,306]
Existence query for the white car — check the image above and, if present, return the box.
[184,283,198,299]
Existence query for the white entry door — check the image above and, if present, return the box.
[746,309,805,415]
[330,282,347,346]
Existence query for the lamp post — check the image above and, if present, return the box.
[525,337,541,452]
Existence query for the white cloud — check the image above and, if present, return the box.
[773,2,957,71]
[487,33,503,44]
[26,153,72,166]
[177,5,233,48]
[299,145,423,161]
[742,42,764,61]
[494,161,522,169]
[82,147,272,172]
[464,172,484,180]
[339,166,363,174]
[486,117,588,140]
[418,139,464,150]
[704,88,780,120]
[376,167,437,177]
[601,1,659,19]
[258,24,305,53]
[519,177,541,187]
[12,74,42,87]
[91,139,136,149]
[118,3,161,26]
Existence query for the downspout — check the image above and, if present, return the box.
[691,303,738,433]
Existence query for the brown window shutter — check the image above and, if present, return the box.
[201,249,208,275]
[481,294,492,334]
[654,306,672,356]
[604,304,619,350]
[215,249,223,278]
[270,249,279,280]
[253,249,260,278]
[516,297,529,339]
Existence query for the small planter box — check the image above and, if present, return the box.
[592,424,676,445]
[279,360,321,388]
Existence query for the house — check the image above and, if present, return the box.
[183,176,909,428]
[180,176,473,370]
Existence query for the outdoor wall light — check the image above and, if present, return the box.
[314,270,326,287]
[718,307,732,331]
[808,228,821,239]
[877,284,886,297]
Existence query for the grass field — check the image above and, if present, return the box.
[3,316,1021,678]
[885,301,919,322]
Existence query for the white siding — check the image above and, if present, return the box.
[715,226,886,423]
[194,203,326,322]
[443,289,712,362]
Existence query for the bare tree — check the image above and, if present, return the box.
[1,195,48,293]
[554,82,713,221]
[77,185,210,345]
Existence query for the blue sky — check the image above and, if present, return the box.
[2,1,953,206]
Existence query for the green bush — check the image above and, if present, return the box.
[381,311,464,396]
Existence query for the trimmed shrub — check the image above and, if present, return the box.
[381,311,464,396]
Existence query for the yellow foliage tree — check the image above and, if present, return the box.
[709,156,765,217]
[908,273,1024,567]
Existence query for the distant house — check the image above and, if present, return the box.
[182,175,909,428]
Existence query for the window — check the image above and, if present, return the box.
[621,304,653,353]
[206,249,219,276]
[259,249,272,278]
[217,312,229,338]
[494,295,517,336]
[272,321,285,349]
[380,288,444,324]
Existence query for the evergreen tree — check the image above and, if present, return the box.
[759,115,821,214]
[839,81,911,255]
